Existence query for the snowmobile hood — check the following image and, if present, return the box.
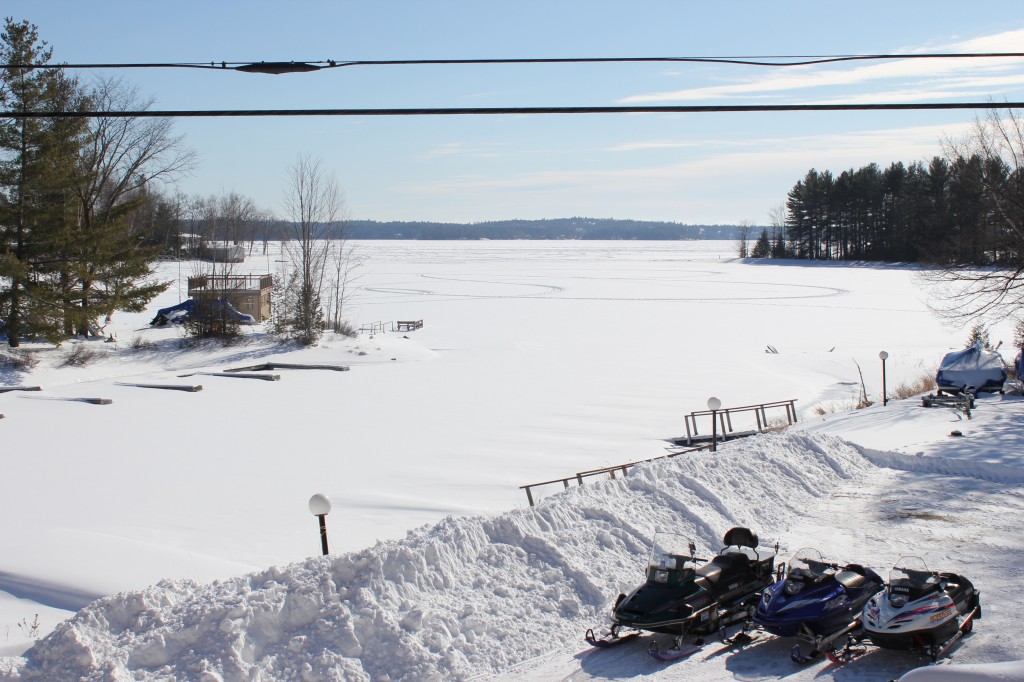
[756,579,848,622]
[863,588,957,635]
[612,578,710,629]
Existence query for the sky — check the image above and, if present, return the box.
[12,1,1024,224]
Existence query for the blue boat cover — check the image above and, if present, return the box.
[935,344,1006,392]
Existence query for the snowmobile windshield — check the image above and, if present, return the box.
[784,547,831,594]
[788,548,831,578]
[889,556,940,605]
[648,532,698,571]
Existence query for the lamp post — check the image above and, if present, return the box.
[879,351,889,406]
[308,493,332,556]
[707,397,722,452]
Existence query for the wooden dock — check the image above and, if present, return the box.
[669,399,798,447]
[393,320,424,332]
[519,398,799,507]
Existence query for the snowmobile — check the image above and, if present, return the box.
[585,527,777,661]
[854,556,981,661]
[751,547,884,663]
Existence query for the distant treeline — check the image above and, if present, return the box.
[340,218,746,240]
[783,155,1024,265]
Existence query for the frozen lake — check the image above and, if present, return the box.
[0,239,1001,656]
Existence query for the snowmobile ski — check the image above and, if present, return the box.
[649,638,703,661]
[718,621,758,647]
[790,619,862,663]
[584,627,638,648]
[825,637,868,665]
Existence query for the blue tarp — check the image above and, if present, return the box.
[935,344,1006,393]
[150,298,256,326]
[150,300,195,326]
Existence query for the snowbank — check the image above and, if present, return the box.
[898,659,1024,681]
[0,432,870,681]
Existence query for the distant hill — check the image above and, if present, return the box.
[342,218,751,240]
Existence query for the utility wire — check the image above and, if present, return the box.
[2,52,1024,72]
[7,102,1024,119]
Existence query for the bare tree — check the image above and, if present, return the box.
[324,236,362,335]
[736,221,753,258]
[767,202,789,257]
[67,77,196,334]
[276,156,343,345]
[922,108,1024,323]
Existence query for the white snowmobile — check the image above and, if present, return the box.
[855,556,980,662]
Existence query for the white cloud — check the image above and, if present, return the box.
[619,27,1024,104]
[603,140,700,152]
[402,121,974,200]
[422,142,507,159]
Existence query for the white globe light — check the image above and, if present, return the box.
[879,351,889,360]
[707,397,722,411]
[308,493,332,516]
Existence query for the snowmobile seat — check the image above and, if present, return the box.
[722,527,758,549]
[696,553,749,587]
[835,570,866,590]
[697,561,723,586]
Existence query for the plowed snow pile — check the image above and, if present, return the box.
[0,433,868,681]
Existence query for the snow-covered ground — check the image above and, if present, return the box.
[0,240,1021,680]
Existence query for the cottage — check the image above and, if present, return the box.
[187,274,273,323]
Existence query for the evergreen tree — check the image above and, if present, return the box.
[750,228,771,258]
[0,19,84,345]
[1013,318,1024,349]
[965,323,991,350]
[0,23,185,344]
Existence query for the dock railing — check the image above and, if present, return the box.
[676,399,797,446]
[519,444,710,507]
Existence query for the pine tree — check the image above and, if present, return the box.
[0,19,85,345]
[965,323,991,350]
[751,229,771,258]
[1013,318,1024,349]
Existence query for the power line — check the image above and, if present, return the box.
[6,102,1024,119]
[2,52,1024,73]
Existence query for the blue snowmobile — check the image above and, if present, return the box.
[752,547,884,663]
